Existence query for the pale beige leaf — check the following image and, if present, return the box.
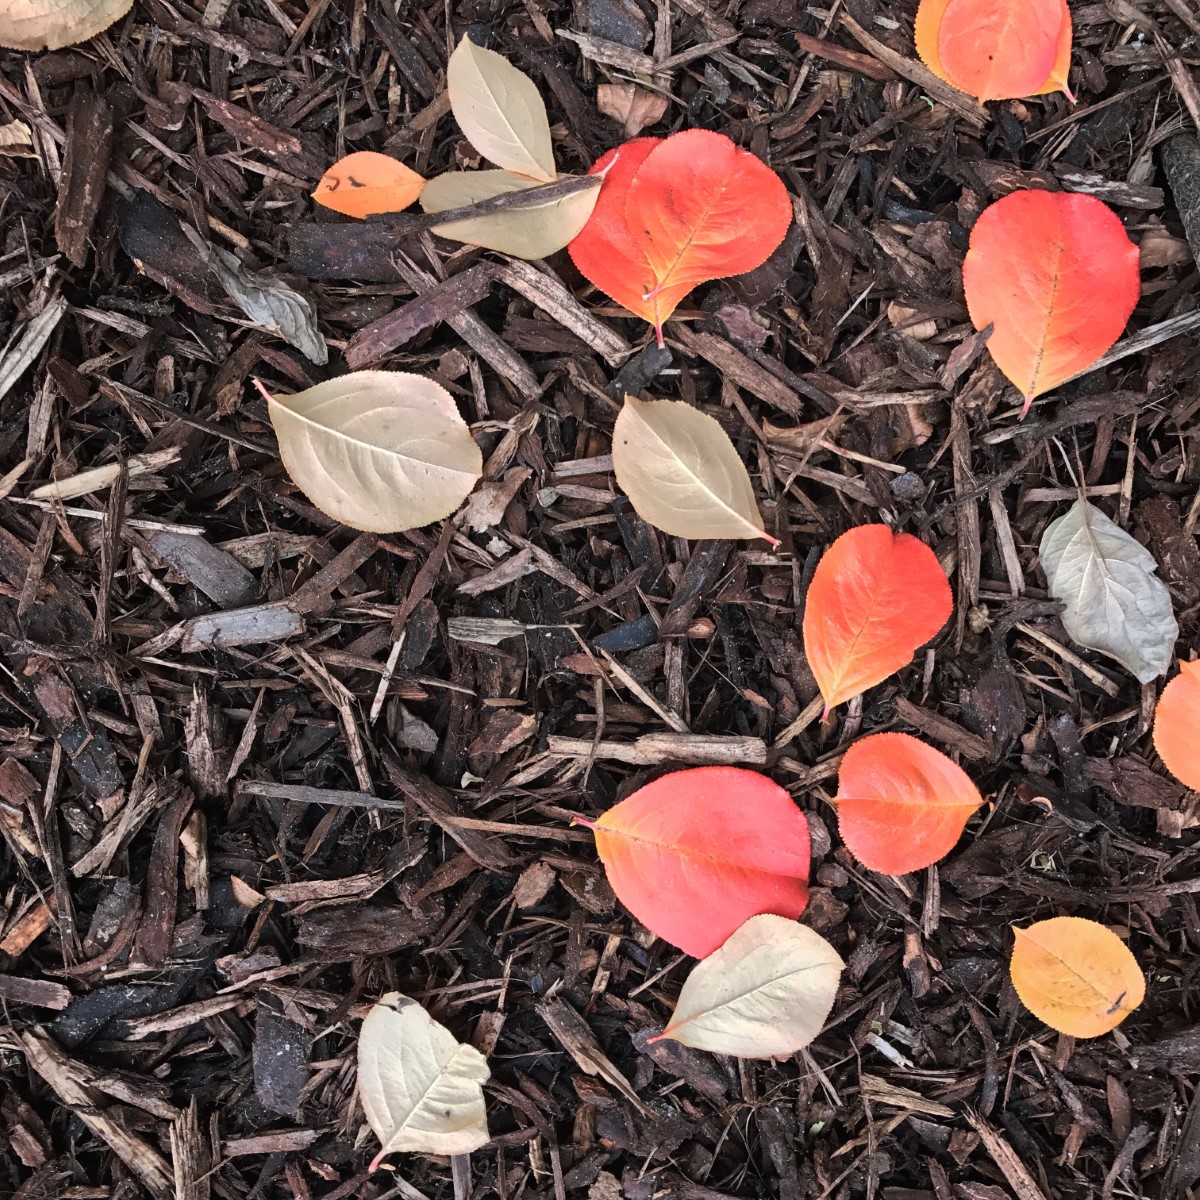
[612,396,775,543]
[264,371,482,535]
[420,169,599,259]
[1039,499,1177,683]
[447,35,555,182]
[0,120,34,153]
[595,83,668,137]
[358,992,490,1168]
[658,915,844,1059]
[0,0,132,49]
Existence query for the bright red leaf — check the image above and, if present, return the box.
[569,131,791,344]
[915,0,1073,102]
[581,766,810,958]
[1153,660,1200,792]
[835,732,984,875]
[963,190,1140,414]
[802,525,952,714]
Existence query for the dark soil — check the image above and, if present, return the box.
[1,2,1199,1199]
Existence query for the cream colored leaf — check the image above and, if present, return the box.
[420,169,599,259]
[0,0,132,49]
[0,120,34,154]
[658,915,843,1059]
[1039,498,1177,683]
[358,992,490,1168]
[612,396,775,543]
[447,35,555,182]
[595,83,668,137]
[264,371,482,535]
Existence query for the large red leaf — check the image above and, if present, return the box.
[915,0,1072,102]
[569,131,791,344]
[582,766,810,957]
[835,733,984,875]
[802,525,952,714]
[1153,660,1200,791]
[963,191,1140,414]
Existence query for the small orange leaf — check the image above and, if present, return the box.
[915,0,1072,102]
[313,152,425,218]
[835,732,983,875]
[1010,917,1145,1038]
[583,767,811,958]
[1153,660,1200,791]
[802,525,952,713]
[963,191,1140,413]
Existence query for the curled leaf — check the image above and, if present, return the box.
[802,525,952,713]
[0,0,132,49]
[1010,917,1145,1038]
[1039,499,1177,683]
[835,732,984,875]
[596,82,668,137]
[446,35,555,182]
[1153,660,1200,791]
[612,395,775,543]
[358,992,490,1168]
[420,169,600,259]
[262,371,482,534]
[657,915,843,1058]
[584,766,811,958]
[313,152,425,218]
[963,191,1140,412]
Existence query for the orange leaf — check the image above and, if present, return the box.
[802,525,952,713]
[1153,660,1200,791]
[915,0,1072,102]
[1010,917,1145,1038]
[963,191,1140,414]
[570,131,791,344]
[313,152,425,219]
[583,766,810,958]
[835,732,983,875]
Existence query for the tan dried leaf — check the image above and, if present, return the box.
[612,395,774,543]
[263,371,482,534]
[420,169,599,259]
[657,914,844,1058]
[0,0,132,49]
[0,120,34,154]
[358,992,490,1169]
[447,35,555,182]
[595,83,668,137]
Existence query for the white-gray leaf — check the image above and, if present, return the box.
[1039,499,1178,683]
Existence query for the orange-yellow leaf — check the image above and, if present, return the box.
[835,733,984,875]
[1010,917,1145,1038]
[963,190,1140,413]
[915,0,1072,102]
[570,131,791,344]
[313,152,425,218]
[583,767,811,958]
[802,525,952,713]
[1153,660,1200,791]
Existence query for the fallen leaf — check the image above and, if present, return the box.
[0,0,131,49]
[1009,917,1145,1038]
[312,151,425,218]
[570,131,792,343]
[1153,660,1200,791]
[596,82,668,137]
[612,395,776,543]
[802,524,953,713]
[835,732,984,875]
[963,191,1140,412]
[0,120,34,155]
[358,992,490,1169]
[207,245,328,365]
[420,169,600,258]
[915,0,1072,101]
[1039,499,1177,684]
[656,914,843,1058]
[581,766,811,958]
[261,371,483,534]
[447,34,555,182]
